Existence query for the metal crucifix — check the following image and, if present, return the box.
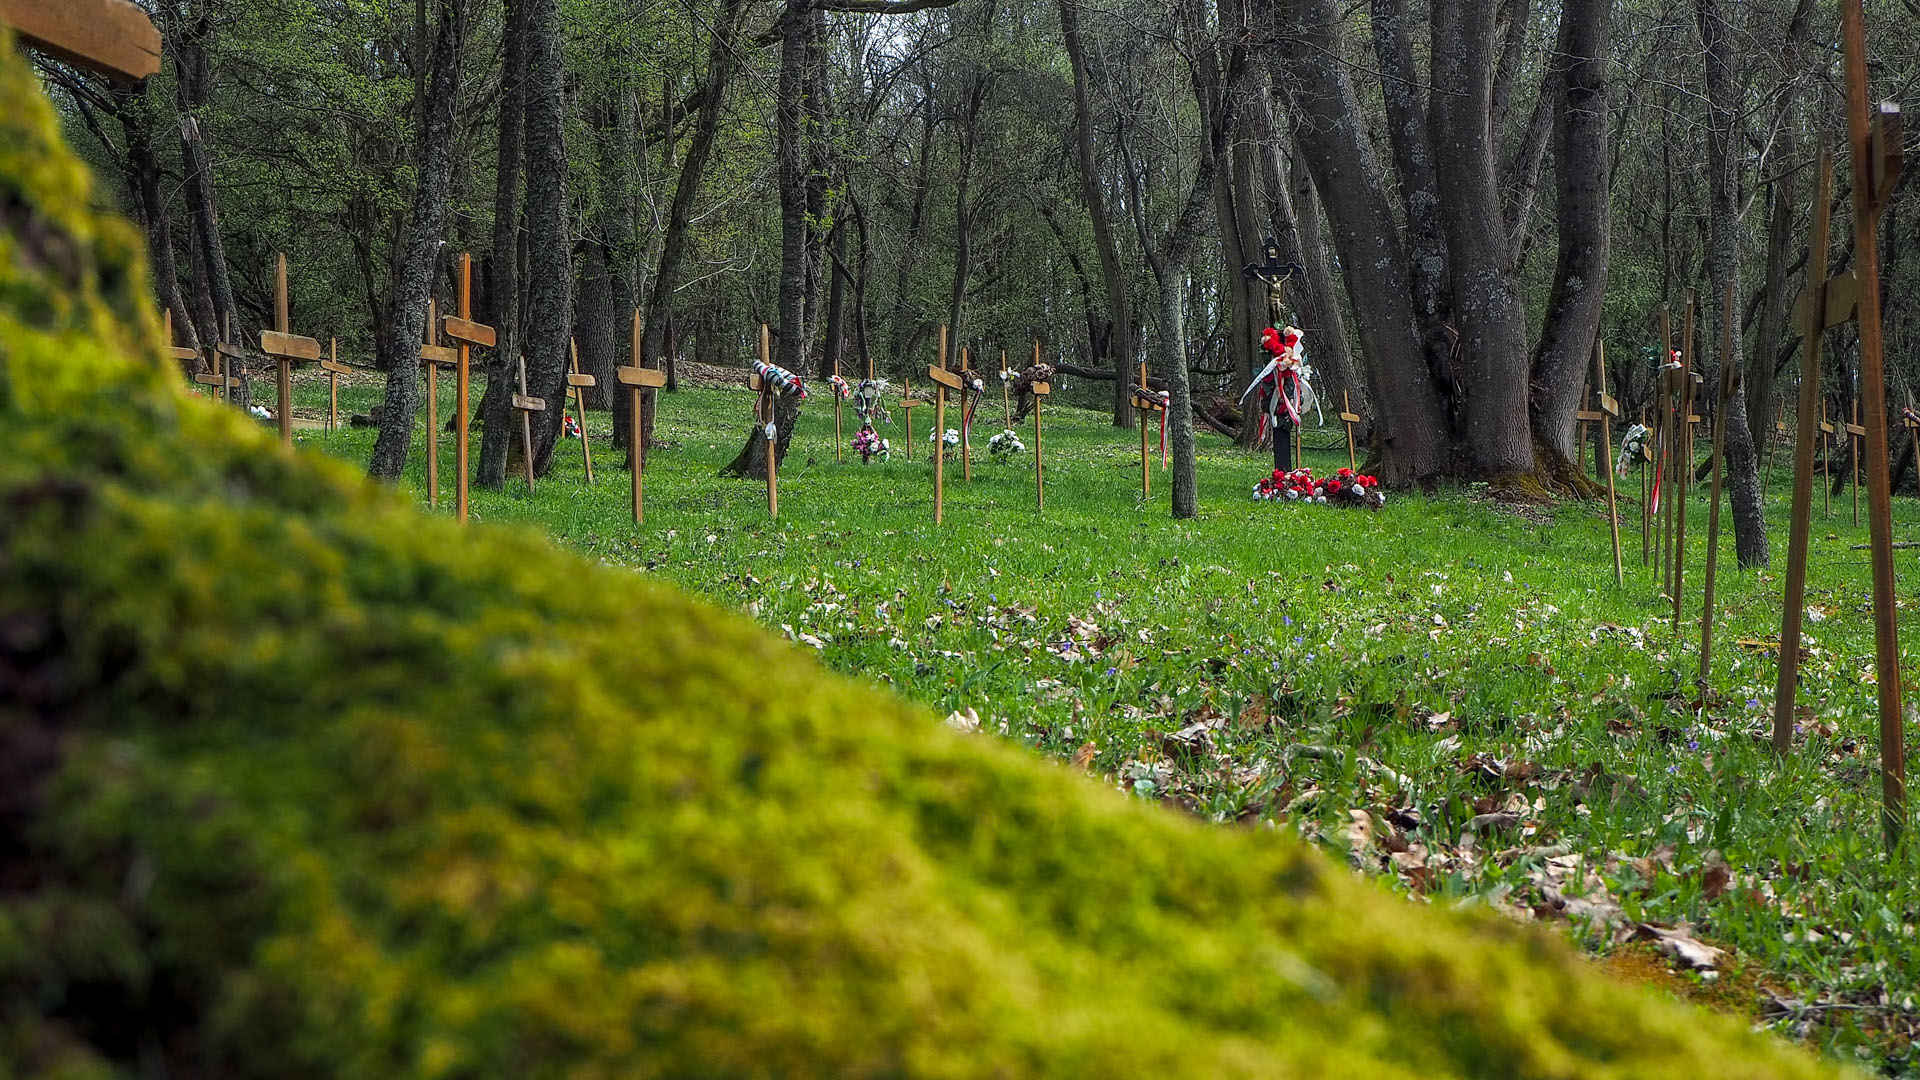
[1242,236,1304,471]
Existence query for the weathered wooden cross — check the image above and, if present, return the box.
[419,298,458,507]
[258,253,321,450]
[1000,350,1012,425]
[959,346,977,483]
[1575,343,1624,588]
[162,308,202,392]
[440,253,496,523]
[1338,391,1361,472]
[321,337,350,433]
[1132,360,1165,499]
[1665,294,1697,626]
[1698,282,1738,684]
[510,356,546,491]
[616,310,667,525]
[1847,397,1867,525]
[927,324,964,524]
[1242,236,1302,470]
[1030,340,1050,511]
[899,374,920,461]
[567,338,596,485]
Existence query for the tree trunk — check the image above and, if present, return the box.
[1528,0,1611,459]
[478,0,524,489]
[1745,0,1813,466]
[521,0,572,478]
[170,0,239,352]
[110,80,193,351]
[774,0,817,382]
[1368,0,1450,344]
[368,0,465,481]
[1060,0,1136,429]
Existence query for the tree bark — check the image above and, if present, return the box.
[1060,0,1136,429]
[520,0,573,478]
[368,0,465,481]
[478,0,524,488]
[169,0,240,352]
[1368,0,1450,342]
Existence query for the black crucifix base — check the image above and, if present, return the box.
[1272,418,1295,472]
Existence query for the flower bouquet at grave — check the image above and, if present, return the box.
[562,413,581,439]
[989,428,1026,461]
[852,377,892,427]
[1252,466,1385,508]
[930,426,964,462]
[853,425,890,464]
[1616,423,1650,476]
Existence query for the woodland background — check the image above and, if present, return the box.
[37,0,1920,542]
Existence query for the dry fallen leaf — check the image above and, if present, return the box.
[1346,809,1374,859]
[945,708,981,734]
[1635,922,1724,971]
[1070,741,1097,770]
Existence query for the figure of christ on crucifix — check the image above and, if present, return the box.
[1241,237,1307,471]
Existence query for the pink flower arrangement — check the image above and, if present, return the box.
[1252,466,1385,508]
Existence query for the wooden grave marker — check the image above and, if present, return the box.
[928,324,964,524]
[1032,339,1048,511]
[258,253,321,449]
[833,357,844,463]
[1819,399,1836,517]
[1835,10,1906,846]
[162,308,202,391]
[1339,391,1362,472]
[1848,398,1867,525]
[751,323,779,518]
[567,339,596,484]
[511,355,546,491]
[1698,281,1738,685]
[616,310,667,525]
[899,375,920,461]
[1655,303,1674,585]
[419,298,458,507]
[439,253,496,523]
[321,337,350,433]
[959,347,975,483]
[1000,350,1012,424]
[1576,342,1624,588]
[1904,393,1920,490]
[1132,361,1166,498]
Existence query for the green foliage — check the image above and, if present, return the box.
[0,34,1854,1078]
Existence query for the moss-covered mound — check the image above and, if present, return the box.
[0,32,1844,1079]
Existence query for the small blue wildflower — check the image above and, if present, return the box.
[1105,666,1117,676]
[1293,636,1303,646]
[1284,615,1294,626]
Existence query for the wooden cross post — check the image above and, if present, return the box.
[1577,379,1590,475]
[165,308,208,395]
[1656,304,1674,586]
[1001,350,1011,425]
[1699,281,1739,686]
[1339,391,1361,471]
[1837,5,1906,846]
[833,358,843,463]
[753,323,779,519]
[1820,399,1835,518]
[511,355,546,491]
[1639,411,1654,568]
[1669,294,1697,629]
[616,311,667,525]
[1576,343,1624,587]
[899,376,919,461]
[567,339,596,484]
[321,337,351,433]
[959,347,974,483]
[441,253,497,523]
[259,253,321,450]
[929,325,965,523]
[1776,146,1842,756]
[1849,397,1866,525]
[214,341,244,404]
[1032,339,1049,511]
[1132,360,1166,498]
[419,299,458,507]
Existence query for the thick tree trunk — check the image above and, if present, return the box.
[478,0,524,489]
[109,81,193,351]
[774,0,817,382]
[368,0,465,481]
[1060,0,1136,429]
[1699,0,1767,567]
[1368,0,1450,343]
[521,0,573,478]
[1745,0,1813,464]
[1430,0,1533,476]
[1528,0,1611,460]
[1287,141,1363,419]
[170,1,239,352]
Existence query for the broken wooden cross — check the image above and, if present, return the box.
[616,311,667,525]
[440,253,496,523]
[258,252,321,450]
[567,338,596,485]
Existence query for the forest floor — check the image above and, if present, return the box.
[268,366,1920,1075]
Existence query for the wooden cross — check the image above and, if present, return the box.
[1819,398,1837,518]
[927,324,965,524]
[1848,397,1867,525]
[1576,379,1591,475]
[567,339,596,485]
[616,310,667,525]
[1031,339,1049,512]
[440,253,496,523]
[1000,350,1011,425]
[258,253,321,450]
[833,357,843,463]
[510,355,545,491]
[419,298,458,507]
[1655,304,1673,582]
[212,341,245,404]
[162,308,202,391]
[898,375,920,461]
[1699,281,1739,685]
[751,323,779,518]
[1575,343,1624,588]
[1668,293,1697,628]
[1338,391,1361,472]
[1131,360,1166,498]
[0,0,160,83]
[959,346,975,483]
[321,337,350,433]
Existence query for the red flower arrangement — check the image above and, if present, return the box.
[1252,466,1385,508]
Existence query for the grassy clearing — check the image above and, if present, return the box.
[276,366,1920,1073]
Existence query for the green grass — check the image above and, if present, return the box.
[280,367,1920,1074]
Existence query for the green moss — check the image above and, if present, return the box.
[0,30,1851,1079]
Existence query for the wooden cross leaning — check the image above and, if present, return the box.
[1698,281,1739,687]
[567,339,596,485]
[1131,361,1166,498]
[510,356,546,492]
[616,310,667,525]
[258,252,322,450]
[439,253,496,523]
[927,324,965,524]
[1574,343,1624,588]
[419,298,458,507]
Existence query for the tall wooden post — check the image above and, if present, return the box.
[758,324,778,519]
[1776,148,1838,756]
[419,299,450,505]
[1671,294,1696,630]
[441,254,496,523]
[1699,281,1738,686]
[960,347,974,483]
[324,337,342,432]
[616,310,666,525]
[1140,361,1151,498]
[930,324,955,523]
[259,252,320,450]
[1838,2,1905,847]
[567,339,596,484]
[1032,340,1047,511]
[833,357,843,463]
[1849,397,1866,525]
[1657,304,1673,586]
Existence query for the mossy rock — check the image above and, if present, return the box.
[0,30,1847,1079]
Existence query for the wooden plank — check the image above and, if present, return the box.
[567,372,597,387]
[1575,409,1606,422]
[1599,393,1620,418]
[1870,102,1904,206]
[0,0,161,82]
[1338,411,1362,424]
[927,365,965,391]
[617,365,667,388]
[511,393,547,413]
[166,345,198,361]
[319,358,352,375]
[192,373,223,386]
[748,372,765,392]
[1132,394,1165,412]
[441,315,496,347]
[419,344,458,366]
[1031,381,1051,396]
[216,342,248,360]
[260,329,321,361]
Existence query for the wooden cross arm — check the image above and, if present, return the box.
[1575,409,1607,422]
[319,358,352,375]
[1820,421,1837,434]
[617,365,666,389]
[441,315,497,348]
[1131,393,1166,412]
[165,345,199,361]
[1795,271,1861,331]
[420,344,458,366]
[1598,393,1620,418]
[926,366,965,391]
[1339,411,1362,424]
[1870,103,1903,208]
[567,373,597,388]
[1,0,161,82]
[1030,381,1051,396]
[511,394,547,413]
[1846,423,1868,437]
[260,330,321,362]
